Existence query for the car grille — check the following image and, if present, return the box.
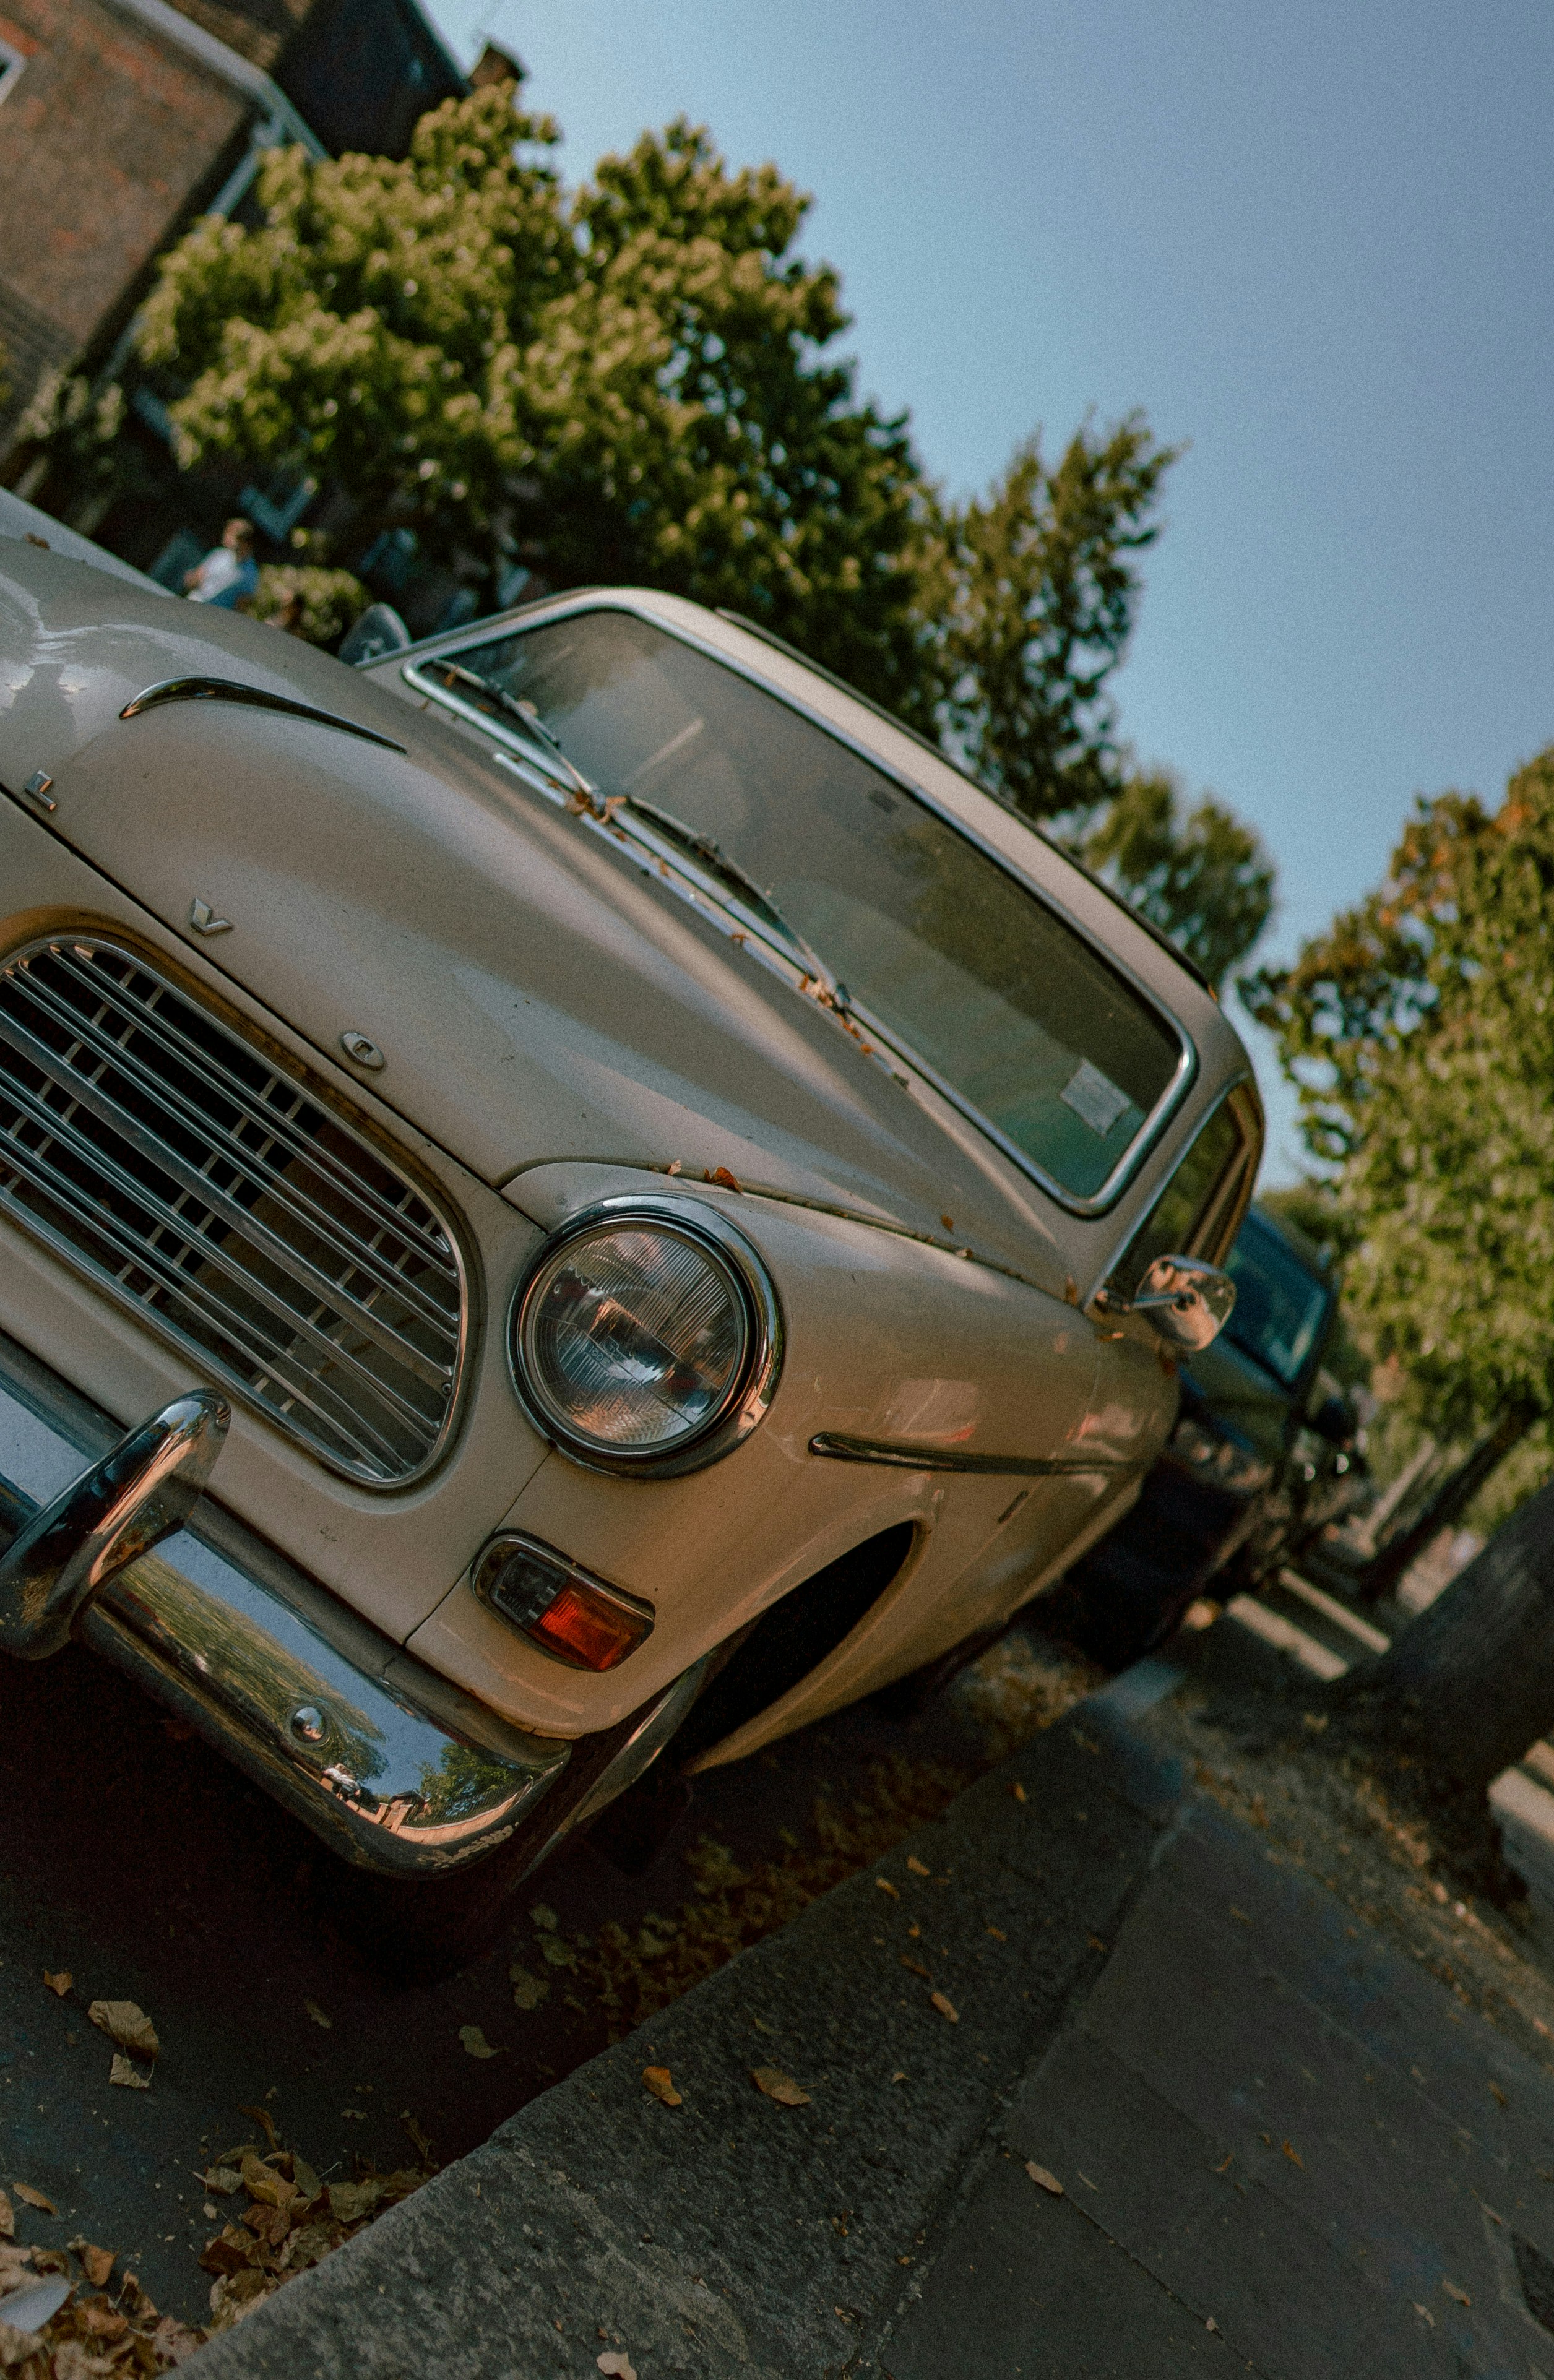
[0,937,467,1485]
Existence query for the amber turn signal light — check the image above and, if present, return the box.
[472,1532,654,1672]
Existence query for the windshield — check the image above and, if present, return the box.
[1224,1209,1331,1387]
[435,607,1186,1201]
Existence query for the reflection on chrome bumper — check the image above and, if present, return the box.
[0,1330,569,1876]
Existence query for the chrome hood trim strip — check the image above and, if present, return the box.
[121,677,407,754]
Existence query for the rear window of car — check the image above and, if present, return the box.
[418,607,1189,1205]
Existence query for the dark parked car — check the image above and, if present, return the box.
[1057,1202,1365,1666]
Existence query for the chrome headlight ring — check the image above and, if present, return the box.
[507,1194,784,1479]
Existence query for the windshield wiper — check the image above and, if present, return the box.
[428,663,597,796]
[618,796,843,994]
[433,668,847,999]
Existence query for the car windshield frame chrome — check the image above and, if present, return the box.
[402,595,1198,1218]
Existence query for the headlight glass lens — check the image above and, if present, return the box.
[516,1222,750,1457]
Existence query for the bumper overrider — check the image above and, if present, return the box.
[0,1327,694,1877]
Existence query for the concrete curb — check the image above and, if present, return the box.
[192,1665,1188,2380]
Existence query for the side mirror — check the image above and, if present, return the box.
[1125,1254,1237,1352]
[339,601,411,667]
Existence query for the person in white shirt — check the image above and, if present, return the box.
[184,517,259,608]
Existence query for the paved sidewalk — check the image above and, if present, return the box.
[194,1657,1554,2378]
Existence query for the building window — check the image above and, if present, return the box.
[0,40,24,106]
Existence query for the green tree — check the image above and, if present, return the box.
[114,92,926,709]
[19,82,1274,976]
[926,418,1180,818]
[1245,747,1554,1441]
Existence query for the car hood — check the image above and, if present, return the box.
[0,550,1072,1283]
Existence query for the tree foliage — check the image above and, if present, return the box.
[926,419,1180,817]
[126,93,926,710]
[17,82,1274,980]
[1245,748,1554,1436]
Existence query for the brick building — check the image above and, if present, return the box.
[0,0,467,455]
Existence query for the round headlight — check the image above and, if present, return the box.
[509,1199,782,1477]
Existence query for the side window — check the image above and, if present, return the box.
[1106,1092,1253,1299]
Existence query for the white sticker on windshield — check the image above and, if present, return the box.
[1061,1059,1131,1137]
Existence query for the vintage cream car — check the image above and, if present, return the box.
[0,519,1259,1939]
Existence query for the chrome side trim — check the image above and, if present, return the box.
[0,1330,568,1875]
[120,677,407,754]
[809,1429,1128,1477]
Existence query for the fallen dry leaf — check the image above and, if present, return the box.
[150,2313,205,2364]
[986,1925,1006,1941]
[1009,1782,1028,1804]
[597,2355,637,2380]
[641,2066,682,2108]
[1443,2280,1471,2306]
[293,2155,321,2202]
[510,1965,549,2011]
[1026,2162,1063,2196]
[751,2066,811,2108]
[707,1166,741,1191]
[200,2168,241,2197]
[0,2194,10,2241]
[239,2104,280,2150]
[340,2108,368,2121]
[1213,2152,1234,2174]
[12,2186,55,2216]
[240,2155,295,2210]
[538,1936,577,1969]
[109,2054,150,2091]
[459,2025,504,2060]
[1488,2080,1509,2107]
[874,1878,899,1900]
[1412,2302,1435,2326]
[930,1991,959,2024]
[899,1955,931,1980]
[42,1972,72,1999]
[906,1856,931,1878]
[530,1902,558,1931]
[1206,2316,1220,2334]
[304,1999,332,2031]
[88,2001,158,2062]
[1281,2140,1303,2169]
[325,2179,383,2225]
[67,2237,113,2287]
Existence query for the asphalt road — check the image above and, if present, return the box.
[0,1617,1083,2327]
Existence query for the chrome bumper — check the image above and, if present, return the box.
[0,1329,571,1876]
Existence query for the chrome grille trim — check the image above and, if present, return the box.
[0,938,469,1485]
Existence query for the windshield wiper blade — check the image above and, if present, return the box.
[429,663,597,795]
[619,796,842,993]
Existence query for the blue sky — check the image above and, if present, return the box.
[422,0,1554,1181]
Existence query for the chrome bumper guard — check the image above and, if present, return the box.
[0,1329,571,1876]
